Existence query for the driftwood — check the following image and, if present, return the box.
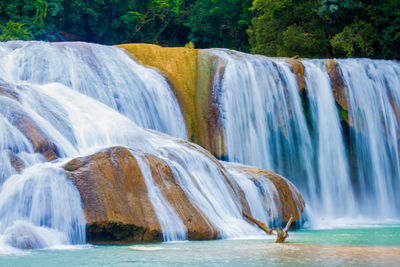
[275,215,294,243]
[242,212,274,235]
[243,212,294,243]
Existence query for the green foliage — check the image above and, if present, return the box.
[2,0,62,40]
[186,0,252,51]
[331,20,377,57]
[248,0,329,57]
[249,0,399,59]
[0,21,31,41]
[0,0,398,59]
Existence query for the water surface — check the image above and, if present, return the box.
[2,226,399,266]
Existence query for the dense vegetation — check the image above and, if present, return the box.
[0,0,399,59]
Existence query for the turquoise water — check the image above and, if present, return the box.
[1,226,400,267]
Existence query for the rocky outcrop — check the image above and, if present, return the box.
[196,50,227,159]
[0,94,59,162]
[285,58,306,91]
[63,144,305,243]
[64,146,218,243]
[117,44,200,143]
[118,44,227,159]
[224,163,305,224]
[325,59,349,112]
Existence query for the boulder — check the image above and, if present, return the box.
[0,96,59,162]
[224,163,305,224]
[64,146,218,243]
[285,58,306,91]
[325,59,349,112]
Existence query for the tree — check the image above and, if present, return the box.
[0,21,31,41]
[331,20,377,57]
[3,0,62,40]
[248,0,329,57]
[186,0,252,51]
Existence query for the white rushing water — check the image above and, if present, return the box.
[132,152,187,242]
[0,41,187,139]
[302,60,356,219]
[338,59,400,218]
[0,41,268,251]
[213,50,315,202]
[212,49,400,225]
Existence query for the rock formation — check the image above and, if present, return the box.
[64,146,305,243]
[64,146,219,243]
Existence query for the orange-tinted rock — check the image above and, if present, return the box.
[326,59,349,112]
[64,147,162,243]
[196,50,227,159]
[224,163,305,224]
[118,44,200,143]
[64,146,218,243]
[285,58,306,91]
[144,153,219,240]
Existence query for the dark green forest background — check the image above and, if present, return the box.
[0,0,399,59]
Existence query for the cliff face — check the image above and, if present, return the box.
[117,44,200,143]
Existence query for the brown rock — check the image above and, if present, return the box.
[224,163,305,224]
[326,59,349,112]
[285,58,306,91]
[117,44,200,143]
[196,50,228,159]
[64,146,218,243]
[0,97,59,161]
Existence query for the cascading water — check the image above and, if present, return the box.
[223,163,280,226]
[338,59,400,218]
[302,60,356,219]
[0,41,187,139]
[132,152,187,242]
[213,49,315,204]
[0,41,269,251]
[213,49,400,225]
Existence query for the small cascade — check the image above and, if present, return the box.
[0,164,86,249]
[0,41,186,139]
[338,59,400,218]
[158,145,262,238]
[302,60,356,218]
[225,164,279,226]
[132,152,187,242]
[213,49,400,223]
[213,49,315,203]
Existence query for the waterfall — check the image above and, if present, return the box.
[0,42,267,250]
[132,152,187,242]
[0,164,86,249]
[0,41,187,139]
[214,50,315,203]
[338,59,400,218]
[213,49,400,224]
[302,60,356,218]
[224,163,280,226]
